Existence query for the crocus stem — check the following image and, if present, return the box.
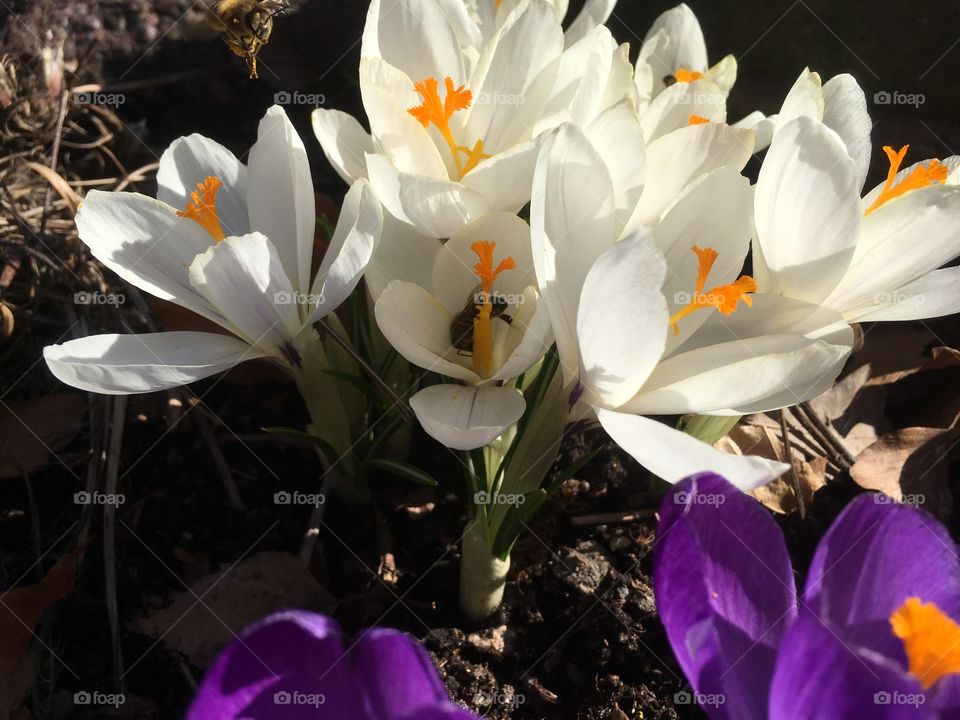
[459,518,510,622]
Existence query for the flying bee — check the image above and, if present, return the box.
[206,0,295,79]
[450,286,513,355]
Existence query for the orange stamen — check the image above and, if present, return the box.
[688,114,711,125]
[177,176,225,241]
[470,240,516,377]
[891,597,960,690]
[865,145,948,215]
[408,77,487,179]
[674,68,703,83]
[669,245,756,335]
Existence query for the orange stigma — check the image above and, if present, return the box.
[470,240,515,378]
[408,77,489,179]
[669,245,756,335]
[177,176,225,241]
[865,145,948,215]
[891,597,960,690]
[674,68,703,83]
[688,114,711,125]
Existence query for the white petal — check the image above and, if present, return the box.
[44,332,265,395]
[464,0,563,152]
[74,190,222,323]
[538,25,615,130]
[459,138,541,215]
[307,180,383,324]
[157,134,249,238]
[188,233,302,359]
[703,54,737,95]
[827,184,960,312]
[246,106,315,295]
[733,110,775,151]
[361,0,464,83]
[433,0,484,50]
[364,214,442,301]
[311,109,375,185]
[410,384,526,450]
[629,122,754,230]
[596,409,787,489]
[773,68,824,132]
[374,281,479,383]
[821,74,872,192]
[491,292,554,381]
[754,116,861,303]
[366,152,491,237]
[585,100,646,237]
[851,267,960,322]
[642,3,708,96]
[564,0,617,47]
[530,124,616,385]
[639,79,727,142]
[577,230,668,407]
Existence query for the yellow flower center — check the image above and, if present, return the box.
[177,176,225,241]
[890,597,960,690]
[669,245,756,335]
[470,240,515,378]
[674,67,703,83]
[408,77,490,179]
[864,145,948,215]
[688,114,711,125]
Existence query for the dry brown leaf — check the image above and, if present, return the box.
[0,394,86,479]
[131,551,335,669]
[718,425,827,514]
[850,426,954,521]
[0,545,84,714]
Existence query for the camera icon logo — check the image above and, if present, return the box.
[274,491,292,505]
[74,691,92,705]
[674,690,693,705]
[274,690,292,705]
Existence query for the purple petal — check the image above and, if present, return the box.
[654,472,797,720]
[397,704,479,720]
[187,610,362,720]
[769,608,935,719]
[803,495,960,662]
[352,627,451,719]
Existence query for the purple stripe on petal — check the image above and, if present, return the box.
[352,627,450,719]
[187,610,360,720]
[803,495,960,662]
[654,472,797,720]
[769,608,934,720]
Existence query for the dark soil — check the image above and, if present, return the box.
[2,0,960,718]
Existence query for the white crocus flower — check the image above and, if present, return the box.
[440,0,618,49]
[44,106,383,394]
[374,213,552,450]
[532,124,853,489]
[754,115,960,323]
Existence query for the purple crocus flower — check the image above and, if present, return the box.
[655,472,960,720]
[188,611,478,719]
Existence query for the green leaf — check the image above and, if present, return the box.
[262,426,343,463]
[318,368,388,406]
[491,489,548,560]
[366,458,438,486]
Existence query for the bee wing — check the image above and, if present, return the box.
[261,0,299,16]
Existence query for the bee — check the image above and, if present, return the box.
[450,286,513,354]
[206,0,295,79]
[663,74,678,87]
